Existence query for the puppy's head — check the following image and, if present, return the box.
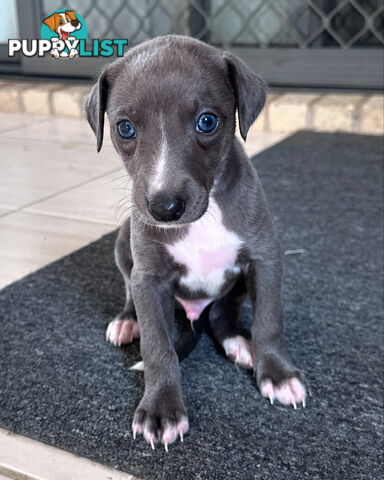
[85,35,266,227]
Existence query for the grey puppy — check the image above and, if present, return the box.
[85,35,308,451]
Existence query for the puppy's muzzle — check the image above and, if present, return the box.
[147,193,186,222]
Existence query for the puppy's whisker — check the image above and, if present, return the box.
[109,173,129,182]
[205,208,217,223]
[118,209,134,223]
[113,197,128,209]
[117,204,136,222]
[113,195,136,223]
[106,178,128,187]
[111,185,132,192]
[113,198,129,220]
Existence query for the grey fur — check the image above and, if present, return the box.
[85,35,307,449]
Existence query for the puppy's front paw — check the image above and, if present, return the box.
[256,353,308,408]
[260,377,307,408]
[106,317,139,346]
[132,386,189,451]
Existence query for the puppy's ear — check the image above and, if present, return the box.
[84,69,109,152]
[43,13,59,32]
[223,52,267,141]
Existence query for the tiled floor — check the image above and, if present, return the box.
[0,112,289,479]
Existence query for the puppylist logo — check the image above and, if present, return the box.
[8,8,128,59]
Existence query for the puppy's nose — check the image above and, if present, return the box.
[147,194,186,222]
[71,20,79,26]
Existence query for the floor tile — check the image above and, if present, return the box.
[26,168,131,226]
[0,112,51,133]
[0,211,116,289]
[0,474,12,480]
[1,116,112,145]
[0,136,121,209]
[0,209,13,218]
[0,428,138,480]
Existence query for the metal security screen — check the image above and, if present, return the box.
[41,0,384,47]
[5,0,384,88]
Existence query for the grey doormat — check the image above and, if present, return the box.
[0,132,382,480]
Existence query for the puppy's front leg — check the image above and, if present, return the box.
[246,252,308,408]
[131,270,188,450]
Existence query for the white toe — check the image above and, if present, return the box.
[222,335,253,369]
[106,318,139,346]
[260,377,307,407]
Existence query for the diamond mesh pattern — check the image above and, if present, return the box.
[42,0,383,47]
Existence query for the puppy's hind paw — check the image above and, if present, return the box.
[222,335,253,369]
[106,317,139,346]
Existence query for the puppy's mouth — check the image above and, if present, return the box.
[141,217,203,230]
[59,28,69,40]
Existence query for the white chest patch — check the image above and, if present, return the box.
[166,200,243,299]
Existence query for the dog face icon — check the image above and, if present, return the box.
[43,10,82,58]
[43,10,81,40]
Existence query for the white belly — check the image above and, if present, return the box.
[166,199,243,299]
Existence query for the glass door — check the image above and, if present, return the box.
[0,0,21,73]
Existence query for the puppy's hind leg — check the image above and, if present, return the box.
[106,218,139,347]
[209,276,253,369]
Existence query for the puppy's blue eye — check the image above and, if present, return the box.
[117,120,136,139]
[196,113,218,133]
